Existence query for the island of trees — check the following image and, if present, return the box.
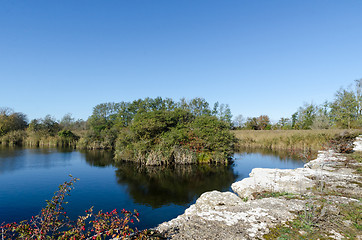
[0,98,236,165]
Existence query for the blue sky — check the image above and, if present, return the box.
[1,0,361,122]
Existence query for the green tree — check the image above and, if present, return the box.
[179,97,211,116]
[294,103,317,129]
[212,102,232,126]
[28,115,61,136]
[60,113,75,130]
[0,108,28,136]
[330,88,358,129]
[311,101,331,129]
[291,112,298,129]
[88,102,121,132]
[244,115,271,130]
[276,117,292,130]
[244,117,258,130]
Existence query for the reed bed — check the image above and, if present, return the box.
[0,133,77,148]
[233,129,362,152]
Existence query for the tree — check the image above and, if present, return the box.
[311,101,331,129]
[88,102,121,132]
[330,88,358,129]
[244,117,258,130]
[291,112,298,129]
[212,102,232,126]
[354,78,362,126]
[179,97,211,116]
[293,103,317,129]
[256,115,271,130]
[244,115,271,130]
[42,115,61,136]
[277,117,292,130]
[233,114,245,129]
[0,108,28,136]
[60,113,75,130]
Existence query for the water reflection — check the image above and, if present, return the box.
[79,149,238,208]
[80,150,114,167]
[237,146,317,161]
[0,147,74,174]
[114,163,237,208]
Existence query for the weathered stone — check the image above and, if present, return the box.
[231,168,315,199]
[354,136,362,151]
[157,191,305,239]
[305,150,346,170]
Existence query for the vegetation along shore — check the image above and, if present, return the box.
[1,79,362,165]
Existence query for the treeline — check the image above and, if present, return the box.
[0,108,86,147]
[0,97,236,165]
[233,79,362,130]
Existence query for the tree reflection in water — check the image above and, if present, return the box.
[81,149,115,167]
[81,150,237,208]
[114,163,237,208]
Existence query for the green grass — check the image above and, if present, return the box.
[251,191,296,200]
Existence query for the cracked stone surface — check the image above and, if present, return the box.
[157,191,305,240]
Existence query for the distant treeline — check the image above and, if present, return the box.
[0,97,236,165]
[233,79,362,130]
[1,79,361,163]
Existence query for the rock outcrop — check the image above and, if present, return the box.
[157,138,362,239]
[157,191,305,239]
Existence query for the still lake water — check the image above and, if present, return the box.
[0,147,304,229]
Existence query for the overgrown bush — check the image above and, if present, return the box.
[0,176,158,239]
[115,110,237,165]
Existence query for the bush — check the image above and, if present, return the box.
[115,110,237,165]
[329,131,359,153]
[0,176,157,239]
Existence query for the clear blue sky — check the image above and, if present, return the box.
[1,0,361,122]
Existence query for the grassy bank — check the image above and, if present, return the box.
[233,129,362,152]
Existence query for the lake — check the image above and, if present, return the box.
[0,147,304,229]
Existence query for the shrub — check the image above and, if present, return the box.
[0,176,155,239]
[115,110,237,165]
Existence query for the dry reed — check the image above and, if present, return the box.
[233,129,362,151]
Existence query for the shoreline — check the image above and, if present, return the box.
[155,138,362,239]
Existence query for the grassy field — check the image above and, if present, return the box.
[233,129,362,152]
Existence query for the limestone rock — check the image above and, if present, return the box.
[231,168,315,199]
[157,190,305,240]
[305,150,346,170]
[354,136,362,151]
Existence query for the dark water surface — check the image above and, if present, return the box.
[0,147,304,229]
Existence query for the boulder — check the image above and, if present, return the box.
[231,168,315,199]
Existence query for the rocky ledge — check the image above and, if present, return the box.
[157,140,362,239]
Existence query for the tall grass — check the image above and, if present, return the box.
[0,131,78,148]
[0,130,27,146]
[233,129,362,152]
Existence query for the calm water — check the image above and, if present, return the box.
[0,147,304,229]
